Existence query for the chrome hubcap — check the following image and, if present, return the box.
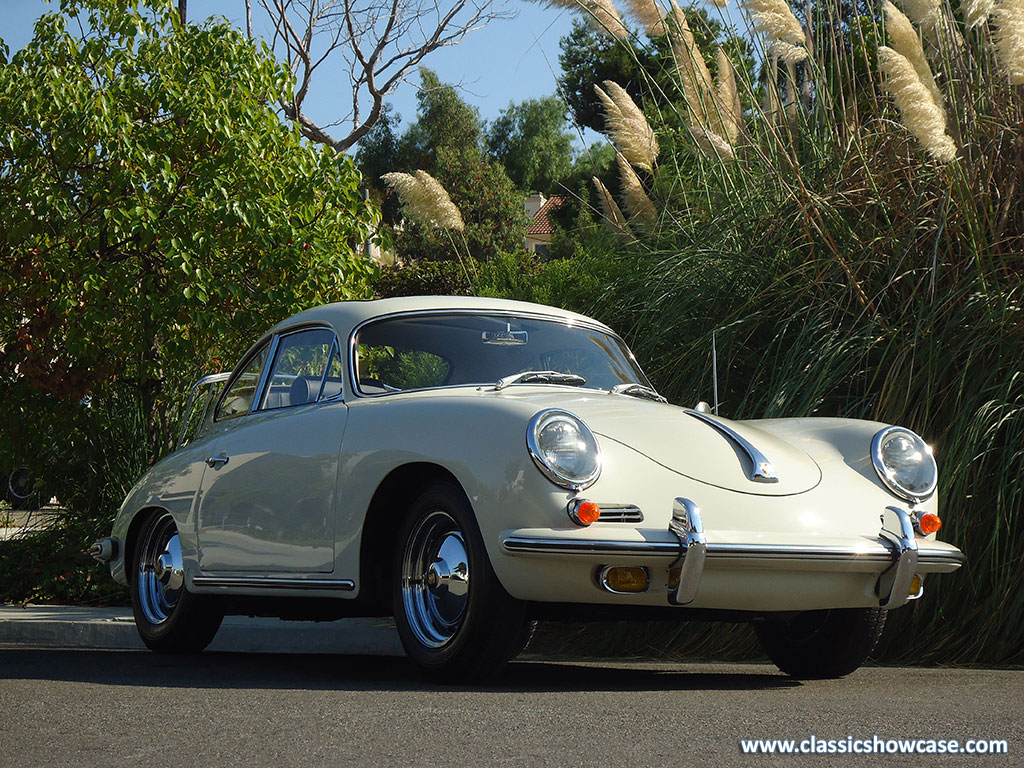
[137,514,184,626]
[401,511,470,649]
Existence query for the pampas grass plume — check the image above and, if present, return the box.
[740,0,809,61]
[689,126,736,160]
[594,81,660,171]
[622,0,666,35]
[616,153,657,225]
[963,0,995,28]
[878,46,957,162]
[541,0,629,38]
[592,176,630,232]
[717,47,742,143]
[884,1,944,111]
[668,4,720,135]
[381,171,465,231]
[993,0,1024,84]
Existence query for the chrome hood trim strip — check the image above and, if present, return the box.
[685,409,779,483]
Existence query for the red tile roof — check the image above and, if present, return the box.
[526,194,567,236]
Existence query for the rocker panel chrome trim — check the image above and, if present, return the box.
[191,576,355,591]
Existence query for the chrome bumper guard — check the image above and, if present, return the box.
[668,498,706,605]
[876,506,919,609]
[501,500,965,609]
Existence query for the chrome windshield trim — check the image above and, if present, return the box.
[684,410,779,483]
[346,308,651,400]
[500,535,965,568]
[191,576,355,591]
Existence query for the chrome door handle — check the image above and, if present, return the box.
[205,453,229,468]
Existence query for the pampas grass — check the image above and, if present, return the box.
[740,0,809,62]
[993,0,1024,84]
[592,176,630,233]
[541,0,630,38]
[877,46,958,161]
[717,46,742,143]
[896,0,964,47]
[616,152,657,224]
[381,171,465,231]
[884,0,943,110]
[688,125,737,158]
[668,4,719,134]
[594,80,660,171]
[622,0,667,35]
[963,0,995,28]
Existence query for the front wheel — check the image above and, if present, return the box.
[393,483,528,681]
[131,511,223,653]
[755,607,886,679]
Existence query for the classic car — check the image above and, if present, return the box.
[93,296,964,679]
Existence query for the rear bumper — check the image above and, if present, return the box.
[500,502,964,611]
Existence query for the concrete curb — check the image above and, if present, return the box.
[0,605,405,655]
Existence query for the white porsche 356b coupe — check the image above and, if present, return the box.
[93,296,964,680]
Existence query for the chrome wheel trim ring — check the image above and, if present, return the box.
[136,513,184,626]
[401,510,470,649]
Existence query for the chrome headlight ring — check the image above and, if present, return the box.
[871,426,938,503]
[527,409,602,491]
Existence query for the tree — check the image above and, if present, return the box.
[257,0,511,153]
[0,0,379,514]
[486,96,576,194]
[557,14,745,134]
[353,70,525,263]
[394,146,527,263]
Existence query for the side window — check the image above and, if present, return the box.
[260,328,337,410]
[216,344,270,421]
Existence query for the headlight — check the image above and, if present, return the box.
[527,409,602,490]
[871,426,938,502]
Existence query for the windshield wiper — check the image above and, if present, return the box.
[610,383,667,403]
[494,370,587,391]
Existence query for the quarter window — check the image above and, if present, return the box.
[260,328,337,410]
[216,344,270,420]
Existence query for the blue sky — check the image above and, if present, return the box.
[2,1,584,143]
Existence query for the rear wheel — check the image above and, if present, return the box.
[131,511,222,653]
[755,608,886,679]
[393,483,528,681]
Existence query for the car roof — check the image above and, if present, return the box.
[268,296,612,338]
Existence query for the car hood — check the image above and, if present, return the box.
[498,388,822,496]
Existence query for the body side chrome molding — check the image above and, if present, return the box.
[191,576,355,591]
[684,409,779,483]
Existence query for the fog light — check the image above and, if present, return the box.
[917,512,942,535]
[568,499,601,526]
[599,566,649,594]
[908,574,924,599]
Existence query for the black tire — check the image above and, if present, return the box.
[755,608,886,679]
[131,511,223,654]
[393,482,528,682]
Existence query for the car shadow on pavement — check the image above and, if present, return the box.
[0,647,799,692]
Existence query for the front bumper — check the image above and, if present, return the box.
[501,500,965,611]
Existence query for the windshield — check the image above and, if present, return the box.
[353,313,652,395]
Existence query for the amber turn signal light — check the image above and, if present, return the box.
[918,512,942,535]
[569,499,601,526]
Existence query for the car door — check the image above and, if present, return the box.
[196,327,347,573]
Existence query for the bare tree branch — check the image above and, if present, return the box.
[260,0,513,153]
[244,0,254,39]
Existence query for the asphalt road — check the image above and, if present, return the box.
[1,647,1020,767]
